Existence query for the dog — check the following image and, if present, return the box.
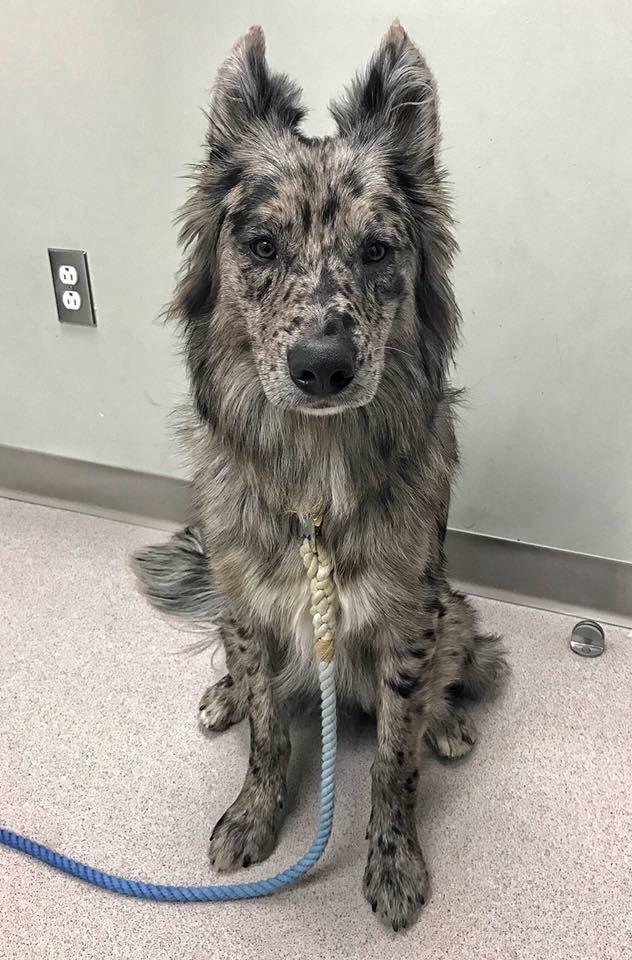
[133,22,508,931]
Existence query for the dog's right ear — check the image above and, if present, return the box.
[207,26,305,154]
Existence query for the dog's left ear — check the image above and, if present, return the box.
[330,22,439,171]
[333,23,459,387]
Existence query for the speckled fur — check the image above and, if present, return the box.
[133,23,508,930]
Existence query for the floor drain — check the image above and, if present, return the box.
[570,620,605,657]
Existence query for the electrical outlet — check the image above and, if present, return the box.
[59,265,78,285]
[48,248,96,326]
[62,290,82,310]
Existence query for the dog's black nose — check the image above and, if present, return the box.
[287,336,355,397]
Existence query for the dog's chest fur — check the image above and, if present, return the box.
[187,407,448,709]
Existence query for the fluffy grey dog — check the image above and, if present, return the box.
[134,22,507,930]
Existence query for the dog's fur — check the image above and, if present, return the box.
[133,23,508,930]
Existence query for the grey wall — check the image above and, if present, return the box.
[1,0,631,560]
[0,1,188,477]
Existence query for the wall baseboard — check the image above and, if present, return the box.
[445,529,631,629]
[0,444,190,529]
[1,444,630,628]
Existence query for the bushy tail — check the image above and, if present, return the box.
[131,525,220,627]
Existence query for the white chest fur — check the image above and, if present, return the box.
[268,557,381,711]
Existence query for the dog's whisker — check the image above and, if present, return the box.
[384,345,417,361]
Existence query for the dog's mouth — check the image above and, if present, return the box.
[285,375,379,415]
[297,400,356,416]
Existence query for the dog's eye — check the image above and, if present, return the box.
[363,241,388,264]
[250,238,277,261]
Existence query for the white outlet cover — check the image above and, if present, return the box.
[62,290,82,310]
[59,265,78,285]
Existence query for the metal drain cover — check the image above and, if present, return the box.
[570,620,605,657]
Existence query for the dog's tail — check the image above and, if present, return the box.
[131,525,220,627]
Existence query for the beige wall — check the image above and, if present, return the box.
[1,0,631,559]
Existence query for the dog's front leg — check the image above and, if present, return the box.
[364,627,433,930]
[208,623,290,871]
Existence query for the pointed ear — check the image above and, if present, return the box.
[330,22,438,170]
[208,26,305,153]
[333,25,458,387]
[168,29,305,425]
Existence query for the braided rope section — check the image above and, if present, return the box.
[300,523,337,663]
[0,524,338,902]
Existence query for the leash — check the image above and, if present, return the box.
[0,515,337,901]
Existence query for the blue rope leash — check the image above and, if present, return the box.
[0,659,336,901]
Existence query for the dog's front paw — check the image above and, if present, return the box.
[209,781,286,871]
[199,674,247,732]
[363,833,429,931]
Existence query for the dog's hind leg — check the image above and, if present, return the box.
[441,591,508,701]
[426,591,508,760]
[425,699,477,760]
[198,615,249,731]
[199,673,248,732]
[132,528,249,731]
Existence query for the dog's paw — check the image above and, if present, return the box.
[426,705,477,760]
[209,784,286,871]
[199,675,246,732]
[363,834,429,931]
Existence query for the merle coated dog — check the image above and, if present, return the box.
[134,22,507,930]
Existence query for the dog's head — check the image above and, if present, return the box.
[175,23,458,422]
